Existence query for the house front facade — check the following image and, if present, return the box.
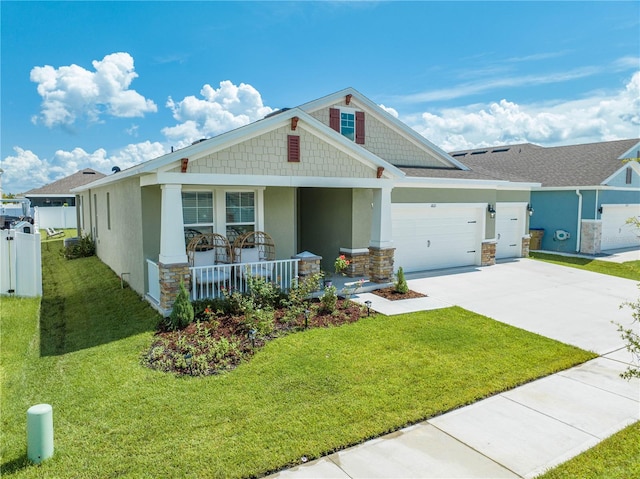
[74,88,536,315]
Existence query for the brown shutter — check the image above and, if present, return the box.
[355,111,365,144]
[329,108,340,132]
[288,135,300,162]
[626,167,632,184]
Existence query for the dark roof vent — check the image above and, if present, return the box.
[82,171,96,175]
[191,138,207,145]
[112,166,121,173]
[491,148,510,153]
[470,150,488,155]
[451,153,467,157]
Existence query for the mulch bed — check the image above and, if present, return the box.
[370,287,426,301]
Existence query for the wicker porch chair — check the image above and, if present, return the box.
[187,233,233,285]
[232,231,276,279]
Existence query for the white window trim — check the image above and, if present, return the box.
[338,106,357,141]
[216,187,264,236]
[182,190,215,233]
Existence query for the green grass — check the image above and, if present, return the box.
[530,252,640,281]
[536,421,640,479]
[1,239,596,478]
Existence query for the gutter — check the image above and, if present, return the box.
[575,189,582,253]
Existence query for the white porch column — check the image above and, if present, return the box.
[159,184,188,264]
[369,187,393,249]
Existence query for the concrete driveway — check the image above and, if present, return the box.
[269,259,639,479]
[403,258,639,356]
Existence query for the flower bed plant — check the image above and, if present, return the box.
[142,274,366,376]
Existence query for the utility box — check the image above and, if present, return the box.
[529,228,544,250]
[27,404,54,464]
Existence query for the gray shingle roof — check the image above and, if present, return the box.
[448,139,640,187]
[24,168,106,195]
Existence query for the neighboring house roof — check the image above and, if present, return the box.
[24,168,106,196]
[448,139,640,187]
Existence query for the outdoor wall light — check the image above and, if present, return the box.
[598,206,603,214]
[364,300,372,316]
[487,204,496,219]
[527,204,534,216]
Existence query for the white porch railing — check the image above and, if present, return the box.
[190,259,299,301]
[146,259,160,303]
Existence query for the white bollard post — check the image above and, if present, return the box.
[27,404,54,464]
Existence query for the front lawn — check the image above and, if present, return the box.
[536,421,640,479]
[530,252,640,281]
[1,239,595,478]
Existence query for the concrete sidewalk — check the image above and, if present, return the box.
[268,259,640,479]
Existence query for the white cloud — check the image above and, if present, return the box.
[30,52,157,128]
[406,71,640,151]
[162,80,274,147]
[0,141,166,194]
[378,104,399,118]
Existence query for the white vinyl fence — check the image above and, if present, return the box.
[34,206,77,229]
[0,229,42,297]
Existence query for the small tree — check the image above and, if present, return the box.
[395,267,409,294]
[166,281,194,331]
[616,292,640,380]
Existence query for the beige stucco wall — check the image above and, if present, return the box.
[308,101,445,168]
[264,187,297,260]
[352,189,373,247]
[173,126,376,179]
[83,177,146,296]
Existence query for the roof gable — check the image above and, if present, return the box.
[298,87,469,171]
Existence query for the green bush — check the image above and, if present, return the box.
[63,235,95,259]
[395,267,409,294]
[280,273,321,324]
[165,281,194,331]
[320,285,338,313]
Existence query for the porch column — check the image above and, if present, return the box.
[158,184,189,314]
[369,187,395,283]
[159,184,188,264]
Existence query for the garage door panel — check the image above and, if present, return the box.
[392,204,483,272]
[601,204,640,250]
[496,204,525,259]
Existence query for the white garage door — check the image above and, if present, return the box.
[601,204,640,250]
[496,203,526,259]
[392,203,484,272]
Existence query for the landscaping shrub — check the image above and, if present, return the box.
[165,281,194,331]
[320,285,338,313]
[63,234,95,259]
[395,266,409,294]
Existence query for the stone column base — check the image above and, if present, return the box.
[339,248,370,277]
[159,262,191,314]
[481,241,496,266]
[580,220,602,255]
[293,252,322,279]
[368,247,395,283]
[521,235,531,258]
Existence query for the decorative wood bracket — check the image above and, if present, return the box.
[291,116,299,131]
[345,94,352,105]
[181,158,189,173]
[377,166,384,178]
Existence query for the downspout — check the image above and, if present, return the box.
[594,189,599,219]
[575,189,582,253]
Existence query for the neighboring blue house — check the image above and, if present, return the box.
[450,139,640,254]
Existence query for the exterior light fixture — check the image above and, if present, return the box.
[184,353,193,371]
[487,204,496,219]
[248,329,257,348]
[364,300,372,316]
[597,206,603,215]
[527,204,534,216]
[304,309,310,329]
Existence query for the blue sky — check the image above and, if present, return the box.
[2,1,639,193]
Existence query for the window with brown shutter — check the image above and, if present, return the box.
[288,135,300,162]
[355,111,365,144]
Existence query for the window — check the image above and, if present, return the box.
[330,107,365,144]
[106,192,111,230]
[340,112,355,141]
[626,167,632,185]
[182,191,214,243]
[225,192,255,243]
